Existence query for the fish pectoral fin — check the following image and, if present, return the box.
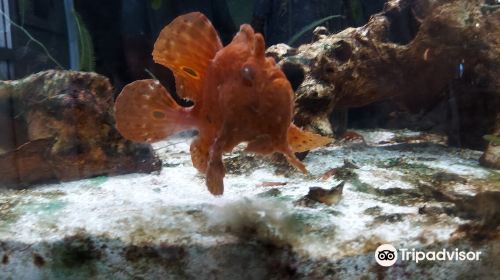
[287,124,333,153]
[114,79,195,143]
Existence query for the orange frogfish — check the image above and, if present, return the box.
[114,12,331,195]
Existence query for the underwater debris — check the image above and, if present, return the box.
[418,205,452,216]
[294,181,344,207]
[337,131,366,145]
[321,158,360,180]
[114,12,331,195]
[257,188,282,198]
[372,213,410,224]
[257,182,288,188]
[0,71,161,188]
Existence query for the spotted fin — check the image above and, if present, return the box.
[114,79,195,143]
[152,12,222,102]
[287,124,333,153]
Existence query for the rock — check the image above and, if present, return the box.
[480,116,500,169]
[320,158,359,180]
[419,205,443,215]
[372,213,409,224]
[294,181,344,207]
[342,158,360,169]
[0,70,161,188]
[312,26,329,41]
[269,0,500,154]
[431,171,467,185]
[266,44,296,62]
[257,188,282,198]
[364,206,383,216]
[480,143,500,169]
[452,191,500,229]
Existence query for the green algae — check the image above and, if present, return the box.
[375,157,434,176]
[22,199,66,214]
[485,171,500,187]
[44,232,103,280]
[0,190,67,232]
[0,197,23,229]
[88,176,108,187]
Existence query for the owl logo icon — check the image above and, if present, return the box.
[375,244,398,266]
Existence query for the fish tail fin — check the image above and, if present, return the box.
[287,124,333,153]
[114,79,196,143]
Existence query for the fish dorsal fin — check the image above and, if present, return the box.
[288,124,333,153]
[152,12,222,102]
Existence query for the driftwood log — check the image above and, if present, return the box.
[268,0,499,166]
[0,70,161,188]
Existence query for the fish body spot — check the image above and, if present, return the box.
[182,66,199,79]
[153,111,166,119]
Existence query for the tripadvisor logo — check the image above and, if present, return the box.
[374,244,482,267]
[375,244,398,266]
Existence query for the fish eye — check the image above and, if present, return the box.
[240,64,255,86]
